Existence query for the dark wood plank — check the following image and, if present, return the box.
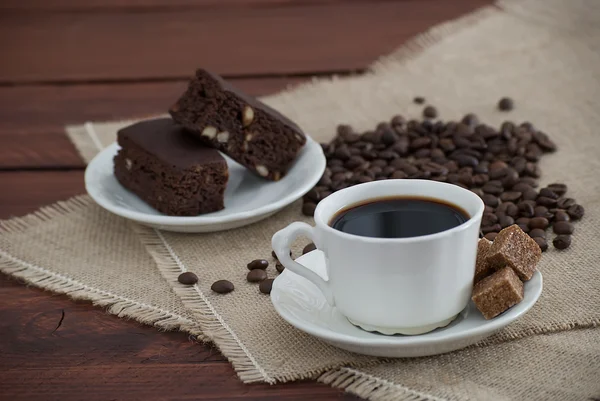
[0,77,305,169]
[0,0,489,82]
[0,0,365,11]
[0,171,84,219]
[0,276,359,401]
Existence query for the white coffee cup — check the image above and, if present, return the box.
[272,179,485,335]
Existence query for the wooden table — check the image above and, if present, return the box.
[0,1,490,399]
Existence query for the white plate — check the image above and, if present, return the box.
[84,136,325,233]
[271,250,543,358]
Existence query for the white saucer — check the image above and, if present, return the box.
[84,137,325,233]
[271,251,543,358]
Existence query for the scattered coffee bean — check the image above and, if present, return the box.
[275,262,285,273]
[498,97,514,111]
[247,259,269,270]
[482,213,498,226]
[177,272,198,285]
[247,269,267,283]
[553,235,571,250]
[528,217,549,230]
[553,210,570,222]
[312,112,582,252]
[303,243,317,255]
[547,183,567,196]
[484,232,498,241]
[259,279,274,294]
[413,96,425,104]
[517,223,530,233]
[423,106,438,119]
[553,221,574,235]
[482,194,500,207]
[534,237,548,252]
[482,224,502,234]
[302,202,317,216]
[567,204,584,220]
[538,187,559,200]
[498,215,515,228]
[211,280,234,294]
[529,228,546,238]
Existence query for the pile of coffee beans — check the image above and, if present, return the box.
[303,111,584,251]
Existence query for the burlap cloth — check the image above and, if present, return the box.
[2,0,598,399]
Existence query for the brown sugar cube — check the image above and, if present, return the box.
[472,266,524,320]
[487,224,541,281]
[474,238,494,283]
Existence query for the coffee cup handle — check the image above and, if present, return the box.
[272,222,335,306]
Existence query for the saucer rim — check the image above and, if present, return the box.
[84,136,325,228]
[271,251,543,348]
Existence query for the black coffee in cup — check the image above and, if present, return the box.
[330,196,469,238]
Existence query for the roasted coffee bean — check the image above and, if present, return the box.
[482,224,502,234]
[528,217,549,230]
[379,150,399,160]
[421,162,448,176]
[510,157,528,174]
[553,210,570,222]
[439,138,456,152]
[177,272,198,285]
[553,221,574,235]
[522,188,539,201]
[259,279,274,295]
[472,174,489,186]
[533,131,557,152]
[484,232,498,241]
[410,137,432,149]
[334,146,351,160]
[318,174,332,187]
[488,167,509,180]
[381,129,399,145]
[534,206,552,219]
[556,197,576,209]
[392,137,410,155]
[211,280,234,294]
[458,173,474,187]
[320,190,332,199]
[305,188,320,203]
[247,269,267,283]
[499,215,515,228]
[357,175,374,183]
[518,201,535,217]
[371,159,388,168]
[474,161,489,174]
[498,97,514,111]
[529,228,546,238]
[511,182,532,193]
[390,170,407,179]
[391,115,407,126]
[553,235,571,250]
[538,187,559,200]
[423,106,438,118]
[489,160,508,172]
[524,162,541,178]
[484,205,494,214]
[482,194,500,207]
[500,191,522,202]
[302,202,317,216]
[345,156,365,170]
[519,176,539,187]
[247,259,269,270]
[547,183,567,196]
[534,237,548,252]
[567,204,584,220]
[276,263,285,273]
[536,196,558,207]
[516,217,530,225]
[413,148,431,159]
[482,213,499,226]
[303,243,317,255]
[471,188,484,198]
[517,223,530,233]
[501,169,520,188]
[482,181,504,196]
[505,202,519,217]
[461,113,479,128]
[337,124,354,137]
[368,166,383,176]
[349,147,361,156]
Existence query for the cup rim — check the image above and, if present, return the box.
[313,179,485,244]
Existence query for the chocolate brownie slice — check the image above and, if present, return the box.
[169,69,306,181]
[114,118,228,216]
